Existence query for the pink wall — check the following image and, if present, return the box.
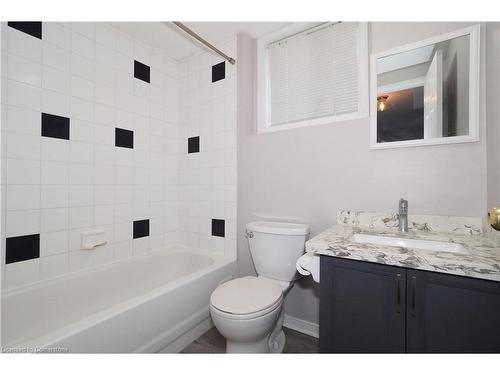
[486,23,500,210]
[237,23,490,324]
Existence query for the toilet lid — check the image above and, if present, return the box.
[210,276,283,315]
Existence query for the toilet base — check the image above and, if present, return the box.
[226,335,271,353]
[224,307,286,353]
[269,329,286,353]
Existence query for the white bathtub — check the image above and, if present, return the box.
[1,248,236,353]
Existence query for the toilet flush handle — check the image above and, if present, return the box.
[246,231,254,239]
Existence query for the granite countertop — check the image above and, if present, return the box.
[306,211,500,283]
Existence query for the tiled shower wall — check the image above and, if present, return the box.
[0,22,180,289]
[177,37,237,257]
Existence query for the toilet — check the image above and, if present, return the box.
[209,221,310,353]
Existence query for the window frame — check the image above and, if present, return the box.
[369,24,481,149]
[256,22,369,134]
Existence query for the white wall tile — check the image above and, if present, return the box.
[41,207,69,232]
[132,236,150,255]
[8,53,42,86]
[71,53,95,82]
[94,84,114,106]
[114,203,133,223]
[72,32,95,60]
[41,88,70,116]
[5,210,40,237]
[71,119,93,143]
[114,222,132,242]
[6,106,40,135]
[8,79,41,110]
[70,141,94,164]
[42,66,71,94]
[116,32,133,56]
[6,158,40,184]
[69,206,93,229]
[43,23,71,50]
[41,185,69,208]
[72,23,95,40]
[94,123,114,145]
[71,75,94,101]
[69,163,93,185]
[41,161,69,185]
[43,42,71,72]
[70,97,94,122]
[5,184,40,210]
[7,132,41,160]
[68,249,93,272]
[94,185,114,205]
[93,164,113,186]
[41,137,70,161]
[93,243,114,265]
[114,240,132,260]
[69,185,93,206]
[4,258,40,289]
[0,22,238,289]
[40,253,68,280]
[96,23,116,47]
[96,43,115,67]
[7,27,42,62]
[40,230,69,256]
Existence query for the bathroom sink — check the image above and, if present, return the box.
[350,233,468,254]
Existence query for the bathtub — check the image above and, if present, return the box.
[1,247,236,353]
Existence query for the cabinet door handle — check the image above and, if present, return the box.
[395,273,401,314]
[411,275,417,317]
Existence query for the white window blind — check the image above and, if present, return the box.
[267,22,361,127]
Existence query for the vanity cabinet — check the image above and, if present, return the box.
[319,256,500,353]
[406,269,500,353]
[320,257,406,353]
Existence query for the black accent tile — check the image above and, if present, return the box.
[41,113,70,140]
[212,61,225,83]
[8,22,42,39]
[6,234,40,264]
[134,60,150,83]
[211,219,225,238]
[188,136,200,154]
[133,219,150,239]
[115,128,134,149]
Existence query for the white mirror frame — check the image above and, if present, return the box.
[370,25,481,149]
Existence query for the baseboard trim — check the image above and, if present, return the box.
[283,314,319,339]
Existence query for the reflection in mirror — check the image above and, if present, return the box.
[376,34,470,143]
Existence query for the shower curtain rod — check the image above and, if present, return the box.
[171,21,236,65]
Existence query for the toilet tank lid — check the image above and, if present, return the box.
[246,221,310,235]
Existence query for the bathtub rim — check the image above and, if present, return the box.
[2,247,236,349]
[2,246,229,297]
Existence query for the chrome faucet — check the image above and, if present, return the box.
[398,198,409,233]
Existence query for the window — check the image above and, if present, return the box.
[257,22,368,133]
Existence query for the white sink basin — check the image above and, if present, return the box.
[351,233,468,254]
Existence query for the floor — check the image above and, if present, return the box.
[181,327,319,353]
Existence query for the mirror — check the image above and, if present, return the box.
[370,25,480,148]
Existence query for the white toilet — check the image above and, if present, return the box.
[209,221,310,353]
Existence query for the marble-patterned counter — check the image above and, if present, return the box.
[306,211,500,282]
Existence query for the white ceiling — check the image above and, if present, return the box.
[111,22,291,61]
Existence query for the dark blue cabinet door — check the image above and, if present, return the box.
[406,269,500,353]
[319,256,406,353]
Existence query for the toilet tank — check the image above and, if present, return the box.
[246,221,310,282]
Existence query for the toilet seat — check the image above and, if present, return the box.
[210,276,283,319]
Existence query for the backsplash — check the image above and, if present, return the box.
[1,22,180,289]
[336,210,484,235]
